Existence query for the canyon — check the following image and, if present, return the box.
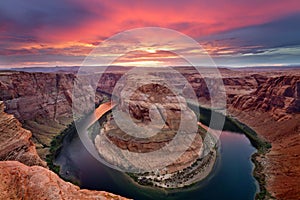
[0,67,299,199]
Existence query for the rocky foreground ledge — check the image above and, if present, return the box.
[0,101,129,200]
[0,161,128,200]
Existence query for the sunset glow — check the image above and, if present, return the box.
[0,0,300,67]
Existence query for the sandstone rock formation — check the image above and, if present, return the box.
[180,68,300,199]
[228,75,300,199]
[0,71,113,158]
[1,67,299,199]
[0,161,129,200]
[0,100,128,200]
[231,76,300,120]
[95,73,204,174]
[0,101,46,167]
[0,72,77,158]
[0,68,256,160]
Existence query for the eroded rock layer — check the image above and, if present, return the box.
[229,75,300,199]
[95,74,203,174]
[0,71,114,158]
[0,100,129,200]
[0,101,46,167]
[0,161,129,200]
[1,68,300,199]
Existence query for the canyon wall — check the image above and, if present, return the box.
[228,75,300,199]
[0,101,46,167]
[0,68,299,199]
[0,71,121,158]
[0,100,128,200]
[0,71,77,158]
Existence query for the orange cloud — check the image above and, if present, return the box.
[1,0,300,67]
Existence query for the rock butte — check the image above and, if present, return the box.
[95,76,204,173]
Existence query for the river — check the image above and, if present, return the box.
[55,125,257,200]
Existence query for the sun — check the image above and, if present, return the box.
[145,48,157,53]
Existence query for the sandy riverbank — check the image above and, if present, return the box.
[126,149,217,189]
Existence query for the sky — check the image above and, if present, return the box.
[0,0,300,68]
